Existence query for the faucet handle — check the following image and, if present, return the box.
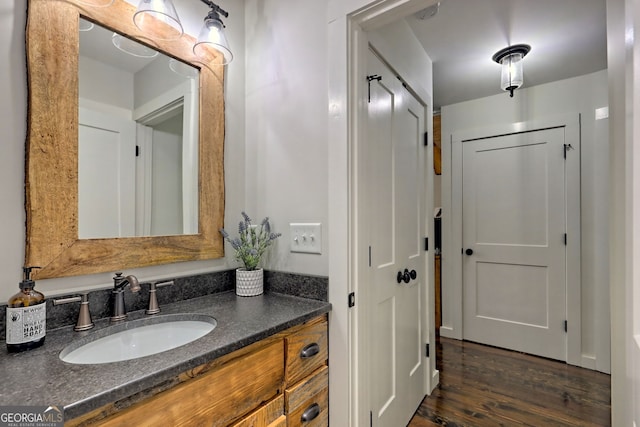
[146,280,174,315]
[53,293,94,331]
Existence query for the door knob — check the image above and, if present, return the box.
[397,269,411,284]
[465,248,474,256]
[409,270,417,280]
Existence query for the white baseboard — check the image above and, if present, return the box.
[580,354,597,370]
[430,369,440,393]
[439,326,457,339]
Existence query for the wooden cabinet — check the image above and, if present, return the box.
[286,367,328,427]
[230,395,286,427]
[285,317,329,385]
[67,315,328,427]
[284,317,329,426]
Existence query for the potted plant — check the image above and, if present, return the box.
[220,212,281,296]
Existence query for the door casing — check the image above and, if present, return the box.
[346,2,439,426]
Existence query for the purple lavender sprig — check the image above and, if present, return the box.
[220,212,281,270]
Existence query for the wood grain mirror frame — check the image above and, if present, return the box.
[25,0,225,280]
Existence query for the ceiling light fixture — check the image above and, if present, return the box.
[492,44,531,98]
[133,0,184,41]
[193,0,233,64]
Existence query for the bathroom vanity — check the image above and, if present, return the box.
[0,291,330,426]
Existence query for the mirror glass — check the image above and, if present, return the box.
[78,19,199,238]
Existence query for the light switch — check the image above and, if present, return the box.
[290,223,322,254]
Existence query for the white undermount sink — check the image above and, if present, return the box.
[59,314,216,364]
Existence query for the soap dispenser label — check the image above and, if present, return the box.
[6,305,46,344]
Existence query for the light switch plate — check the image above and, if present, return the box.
[290,223,322,254]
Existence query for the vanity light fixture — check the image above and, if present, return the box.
[169,58,199,78]
[492,44,531,98]
[79,20,95,32]
[112,33,160,58]
[133,0,184,41]
[193,0,233,64]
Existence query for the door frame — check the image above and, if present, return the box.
[343,1,439,426]
[444,114,582,366]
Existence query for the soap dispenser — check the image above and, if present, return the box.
[6,267,46,353]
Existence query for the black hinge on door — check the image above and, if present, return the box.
[564,320,568,333]
[348,292,356,308]
[135,145,140,157]
[564,233,568,245]
[368,246,372,267]
[366,75,382,103]
[563,143,574,159]
[426,343,430,358]
[424,131,429,147]
[370,411,373,427]
[425,237,429,251]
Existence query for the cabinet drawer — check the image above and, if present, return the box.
[268,416,287,427]
[230,395,285,427]
[285,366,328,427]
[91,340,284,427]
[285,318,328,385]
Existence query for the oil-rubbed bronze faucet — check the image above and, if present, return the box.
[110,272,140,322]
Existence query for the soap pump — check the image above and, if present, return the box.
[6,266,46,353]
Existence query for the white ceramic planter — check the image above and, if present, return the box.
[235,268,264,297]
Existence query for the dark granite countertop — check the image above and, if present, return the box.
[0,291,331,420]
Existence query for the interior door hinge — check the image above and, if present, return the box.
[370,410,373,427]
[135,145,140,157]
[563,143,573,159]
[366,75,382,103]
[368,246,372,267]
[348,292,356,308]
[425,237,429,251]
[564,233,567,245]
[564,320,568,333]
[424,131,429,147]
[426,343,430,358]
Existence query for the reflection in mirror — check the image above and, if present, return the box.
[78,19,199,239]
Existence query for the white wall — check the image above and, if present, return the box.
[440,70,610,372]
[244,0,329,276]
[607,0,637,423]
[79,56,134,112]
[0,0,245,301]
[134,56,189,109]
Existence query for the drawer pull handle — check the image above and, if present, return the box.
[300,342,320,359]
[301,403,321,422]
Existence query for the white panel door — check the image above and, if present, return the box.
[367,50,426,427]
[79,108,136,238]
[462,127,567,361]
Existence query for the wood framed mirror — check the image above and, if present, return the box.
[25,0,225,279]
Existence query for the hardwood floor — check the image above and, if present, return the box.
[408,338,611,426]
